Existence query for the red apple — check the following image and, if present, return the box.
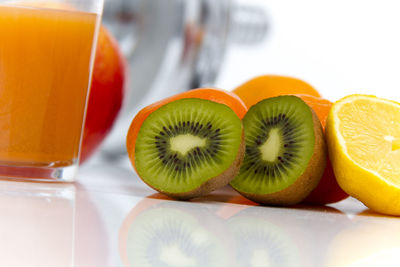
[80,26,125,163]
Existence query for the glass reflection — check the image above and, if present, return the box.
[74,183,109,267]
[0,181,75,267]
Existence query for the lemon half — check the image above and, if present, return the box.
[326,94,400,216]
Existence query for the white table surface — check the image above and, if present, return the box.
[2,1,400,266]
[0,159,398,267]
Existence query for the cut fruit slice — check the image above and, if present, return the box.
[127,88,248,173]
[134,98,244,199]
[230,95,326,205]
[326,94,400,215]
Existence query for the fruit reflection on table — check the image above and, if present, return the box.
[324,210,400,267]
[118,189,358,267]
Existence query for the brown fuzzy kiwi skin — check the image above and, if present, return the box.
[138,128,245,200]
[235,109,327,206]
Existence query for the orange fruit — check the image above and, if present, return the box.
[297,94,331,130]
[298,94,348,205]
[233,75,321,108]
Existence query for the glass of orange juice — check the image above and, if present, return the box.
[0,0,103,181]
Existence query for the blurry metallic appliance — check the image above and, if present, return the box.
[101,0,267,158]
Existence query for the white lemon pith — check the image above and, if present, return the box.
[326,95,400,216]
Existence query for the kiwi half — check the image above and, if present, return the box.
[230,95,326,205]
[135,98,245,199]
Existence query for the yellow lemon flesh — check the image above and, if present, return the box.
[326,94,400,216]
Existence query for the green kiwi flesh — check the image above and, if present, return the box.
[230,95,326,205]
[135,98,245,199]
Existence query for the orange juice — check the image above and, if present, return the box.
[0,5,98,167]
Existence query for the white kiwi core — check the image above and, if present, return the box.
[259,128,282,162]
[170,134,207,156]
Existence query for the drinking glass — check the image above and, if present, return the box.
[0,0,104,181]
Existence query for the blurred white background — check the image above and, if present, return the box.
[217,0,400,102]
